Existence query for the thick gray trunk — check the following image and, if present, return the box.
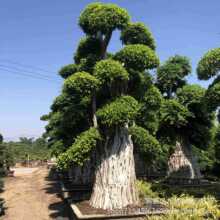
[167,138,201,179]
[89,126,139,210]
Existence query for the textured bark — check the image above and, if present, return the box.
[89,126,139,210]
[167,137,201,179]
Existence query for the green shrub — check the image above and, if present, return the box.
[136,180,158,202]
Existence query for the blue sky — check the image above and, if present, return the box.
[0,0,219,141]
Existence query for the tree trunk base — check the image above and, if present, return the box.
[90,126,139,210]
[167,139,202,179]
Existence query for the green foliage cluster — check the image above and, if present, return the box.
[167,55,192,77]
[97,96,140,127]
[176,84,205,106]
[160,99,192,129]
[139,86,163,134]
[50,140,65,158]
[205,82,220,111]
[57,127,101,168]
[115,44,159,71]
[177,85,214,148]
[197,48,220,80]
[121,22,156,50]
[0,142,14,174]
[59,64,78,79]
[157,55,191,97]
[63,71,100,96]
[79,3,130,35]
[74,37,101,63]
[129,126,161,164]
[94,59,128,86]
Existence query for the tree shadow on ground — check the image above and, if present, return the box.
[44,168,75,220]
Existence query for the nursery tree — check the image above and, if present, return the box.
[157,56,214,179]
[197,48,220,112]
[197,48,220,176]
[44,3,161,210]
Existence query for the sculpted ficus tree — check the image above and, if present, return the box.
[197,48,220,112]
[43,3,161,210]
[196,48,220,175]
[157,56,214,179]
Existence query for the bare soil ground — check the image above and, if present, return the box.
[0,167,70,220]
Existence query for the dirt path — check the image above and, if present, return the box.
[1,167,70,220]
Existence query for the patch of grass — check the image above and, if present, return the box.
[147,195,220,220]
[137,180,220,219]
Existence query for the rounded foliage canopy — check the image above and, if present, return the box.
[74,37,101,64]
[59,64,78,79]
[167,55,191,77]
[115,44,159,71]
[197,48,220,80]
[177,84,205,106]
[63,71,100,96]
[139,86,163,134]
[142,86,163,110]
[97,96,140,127]
[94,59,129,86]
[129,126,161,164]
[121,22,156,50]
[205,82,220,111]
[160,99,192,129]
[157,55,191,95]
[50,93,71,112]
[79,2,130,35]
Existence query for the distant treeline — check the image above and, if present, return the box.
[6,137,51,161]
[0,135,51,175]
